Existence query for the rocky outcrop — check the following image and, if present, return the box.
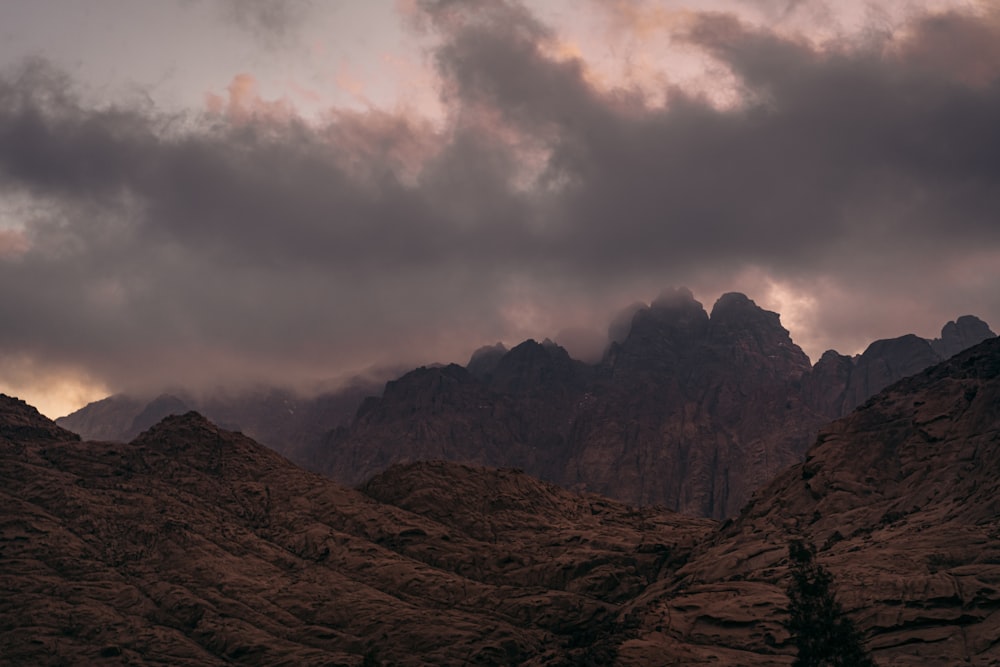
[0,393,79,449]
[0,398,712,666]
[618,336,1000,665]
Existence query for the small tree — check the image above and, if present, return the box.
[785,539,876,667]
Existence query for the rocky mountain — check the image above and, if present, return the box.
[802,314,995,419]
[315,289,994,519]
[4,336,1000,664]
[1,395,713,665]
[58,289,995,520]
[56,381,382,465]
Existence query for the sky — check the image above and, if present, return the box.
[0,0,998,419]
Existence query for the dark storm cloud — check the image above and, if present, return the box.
[428,2,1000,275]
[417,0,1000,343]
[1,1,999,400]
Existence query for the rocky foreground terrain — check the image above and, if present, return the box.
[5,336,1000,664]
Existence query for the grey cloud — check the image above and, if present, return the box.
[1,2,999,405]
[217,0,314,47]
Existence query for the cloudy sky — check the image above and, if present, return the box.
[0,0,998,418]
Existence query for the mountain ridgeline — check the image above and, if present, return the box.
[312,289,994,518]
[58,289,995,519]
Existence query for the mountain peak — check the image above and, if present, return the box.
[931,314,996,359]
[650,285,699,310]
[466,342,508,380]
[0,393,80,446]
[131,410,220,443]
[709,292,777,325]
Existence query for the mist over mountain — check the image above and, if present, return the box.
[6,337,1000,664]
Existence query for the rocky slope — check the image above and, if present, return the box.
[617,336,1000,665]
[0,398,711,666]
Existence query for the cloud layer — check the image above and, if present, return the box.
[1,0,998,414]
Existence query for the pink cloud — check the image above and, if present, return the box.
[204,73,296,124]
[0,229,29,258]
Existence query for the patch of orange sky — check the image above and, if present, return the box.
[0,357,109,421]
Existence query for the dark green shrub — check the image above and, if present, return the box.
[785,540,876,667]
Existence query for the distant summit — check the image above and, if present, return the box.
[931,314,994,359]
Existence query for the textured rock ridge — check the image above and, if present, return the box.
[0,394,79,450]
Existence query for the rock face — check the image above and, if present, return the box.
[1,397,712,666]
[567,290,818,518]
[619,336,1000,665]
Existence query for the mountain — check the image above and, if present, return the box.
[58,290,995,520]
[802,314,995,419]
[316,290,994,518]
[617,335,1000,665]
[0,397,711,665]
[56,381,382,464]
[5,336,1000,664]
